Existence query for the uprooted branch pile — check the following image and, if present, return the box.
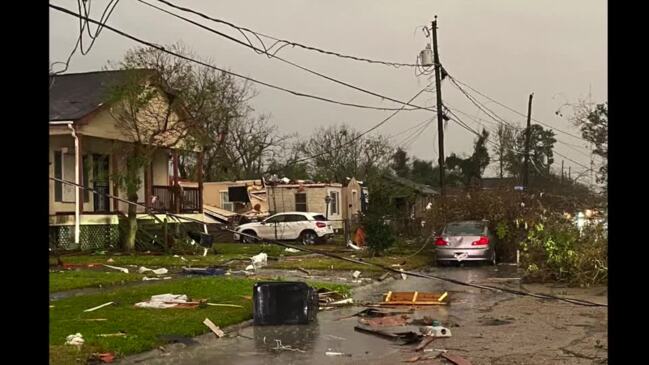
[425,188,607,286]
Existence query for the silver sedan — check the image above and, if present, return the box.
[434,220,496,265]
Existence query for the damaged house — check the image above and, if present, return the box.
[49,70,210,250]
[202,179,269,223]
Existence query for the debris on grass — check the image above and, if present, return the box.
[83,301,114,312]
[251,253,268,269]
[134,294,204,309]
[138,267,169,275]
[285,248,300,253]
[65,333,84,346]
[182,267,226,276]
[206,303,244,308]
[297,267,311,275]
[203,318,226,338]
[103,264,129,274]
[352,270,361,279]
[97,332,127,337]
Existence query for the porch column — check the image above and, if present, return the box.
[74,131,83,244]
[196,149,204,213]
[111,152,119,212]
[144,161,152,211]
[172,150,180,213]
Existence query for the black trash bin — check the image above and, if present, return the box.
[253,282,319,325]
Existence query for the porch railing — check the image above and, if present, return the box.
[152,185,201,213]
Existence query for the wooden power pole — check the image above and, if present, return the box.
[432,16,445,196]
[523,93,533,189]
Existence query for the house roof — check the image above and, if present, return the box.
[382,174,439,195]
[49,69,153,121]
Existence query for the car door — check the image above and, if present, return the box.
[289,214,311,240]
[259,214,286,240]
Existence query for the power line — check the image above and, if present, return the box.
[446,108,594,172]
[387,118,433,140]
[151,0,419,68]
[51,0,120,75]
[50,4,434,113]
[136,0,435,111]
[448,74,588,141]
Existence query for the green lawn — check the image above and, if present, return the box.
[50,271,144,292]
[270,253,433,273]
[54,243,311,267]
[49,277,348,365]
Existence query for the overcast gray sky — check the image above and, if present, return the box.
[50,0,606,179]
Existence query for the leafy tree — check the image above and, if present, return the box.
[295,124,393,182]
[445,128,491,186]
[504,125,556,178]
[390,147,411,178]
[492,124,517,178]
[410,158,436,186]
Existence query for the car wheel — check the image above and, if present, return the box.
[241,230,258,243]
[300,231,317,245]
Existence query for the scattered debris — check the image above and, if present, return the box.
[440,353,472,365]
[400,269,408,280]
[297,267,311,275]
[206,303,244,308]
[142,276,173,281]
[360,314,409,327]
[250,253,268,269]
[84,301,114,313]
[404,355,423,363]
[103,264,129,274]
[352,270,361,279]
[318,289,353,307]
[378,272,391,281]
[420,326,452,337]
[97,332,127,337]
[245,265,255,271]
[182,267,226,276]
[135,294,204,309]
[63,263,103,269]
[354,326,422,344]
[65,333,84,346]
[88,352,115,363]
[203,318,226,338]
[415,336,436,352]
[82,318,108,321]
[254,282,319,325]
[324,334,347,341]
[106,258,115,263]
[325,351,352,357]
[138,267,169,275]
[272,339,306,353]
[423,348,448,354]
[381,291,448,306]
[347,241,363,251]
[285,248,300,253]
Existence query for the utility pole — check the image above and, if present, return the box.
[432,16,445,196]
[568,166,571,182]
[523,93,533,189]
[561,160,564,183]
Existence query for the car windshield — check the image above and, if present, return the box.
[312,215,327,221]
[445,222,485,236]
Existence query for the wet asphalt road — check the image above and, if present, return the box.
[118,264,607,365]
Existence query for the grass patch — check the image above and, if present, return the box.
[50,271,144,293]
[49,277,348,364]
[270,252,434,273]
[53,243,312,268]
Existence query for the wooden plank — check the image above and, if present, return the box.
[378,301,447,306]
[412,291,419,303]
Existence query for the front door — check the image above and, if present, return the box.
[93,154,110,212]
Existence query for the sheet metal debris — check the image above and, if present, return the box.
[182,267,226,276]
[420,326,452,337]
[325,351,352,357]
[134,294,205,309]
[354,326,422,345]
[138,267,168,275]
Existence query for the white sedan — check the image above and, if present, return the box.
[233,212,334,244]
